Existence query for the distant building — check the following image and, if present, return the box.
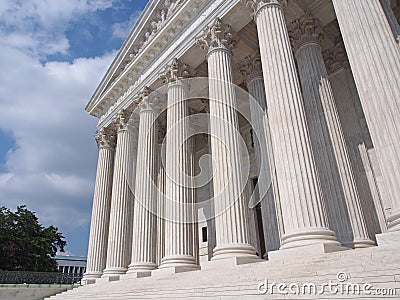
[55,256,87,276]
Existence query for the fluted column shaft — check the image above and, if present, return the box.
[208,50,256,258]
[128,101,158,272]
[197,19,257,260]
[294,26,374,248]
[103,112,136,277]
[84,130,116,279]
[246,74,282,252]
[250,1,340,249]
[332,0,400,231]
[161,79,197,268]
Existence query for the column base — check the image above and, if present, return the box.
[211,243,258,261]
[376,230,400,248]
[156,255,200,276]
[269,228,349,260]
[269,242,349,261]
[159,255,198,269]
[101,267,127,280]
[127,262,157,273]
[387,210,400,231]
[279,228,341,250]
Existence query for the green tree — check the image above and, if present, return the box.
[0,205,66,272]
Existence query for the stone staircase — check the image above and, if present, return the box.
[47,245,400,299]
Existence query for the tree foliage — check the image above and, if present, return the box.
[0,205,66,272]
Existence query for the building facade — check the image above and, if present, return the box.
[83,0,400,283]
[55,256,87,277]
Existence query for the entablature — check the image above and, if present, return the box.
[90,0,342,131]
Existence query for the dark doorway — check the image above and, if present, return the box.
[253,178,266,258]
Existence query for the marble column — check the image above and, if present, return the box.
[290,15,374,248]
[128,92,159,274]
[332,0,400,231]
[324,43,387,236]
[159,59,198,270]
[243,0,341,252]
[102,110,136,277]
[196,19,258,261]
[239,52,282,253]
[83,128,116,280]
[380,0,400,44]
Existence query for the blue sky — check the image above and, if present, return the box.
[0,0,147,256]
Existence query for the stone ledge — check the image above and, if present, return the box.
[268,243,349,261]
[95,275,120,284]
[201,256,262,270]
[376,231,400,248]
[120,271,152,280]
[152,265,201,277]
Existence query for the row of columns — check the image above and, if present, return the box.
[290,14,374,248]
[331,0,400,231]
[84,0,400,280]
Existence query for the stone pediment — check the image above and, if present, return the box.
[86,0,209,119]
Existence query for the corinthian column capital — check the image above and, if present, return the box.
[136,86,163,116]
[138,98,163,115]
[113,109,133,132]
[323,42,349,74]
[95,128,116,150]
[242,0,287,17]
[239,52,263,84]
[159,58,194,84]
[289,14,324,51]
[196,18,238,53]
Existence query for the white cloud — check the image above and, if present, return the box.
[0,43,114,217]
[112,10,142,39]
[0,0,117,57]
[0,32,116,254]
[0,0,143,256]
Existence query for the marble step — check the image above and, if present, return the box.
[47,246,400,299]
[48,269,399,298]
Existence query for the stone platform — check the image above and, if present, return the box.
[47,244,400,299]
